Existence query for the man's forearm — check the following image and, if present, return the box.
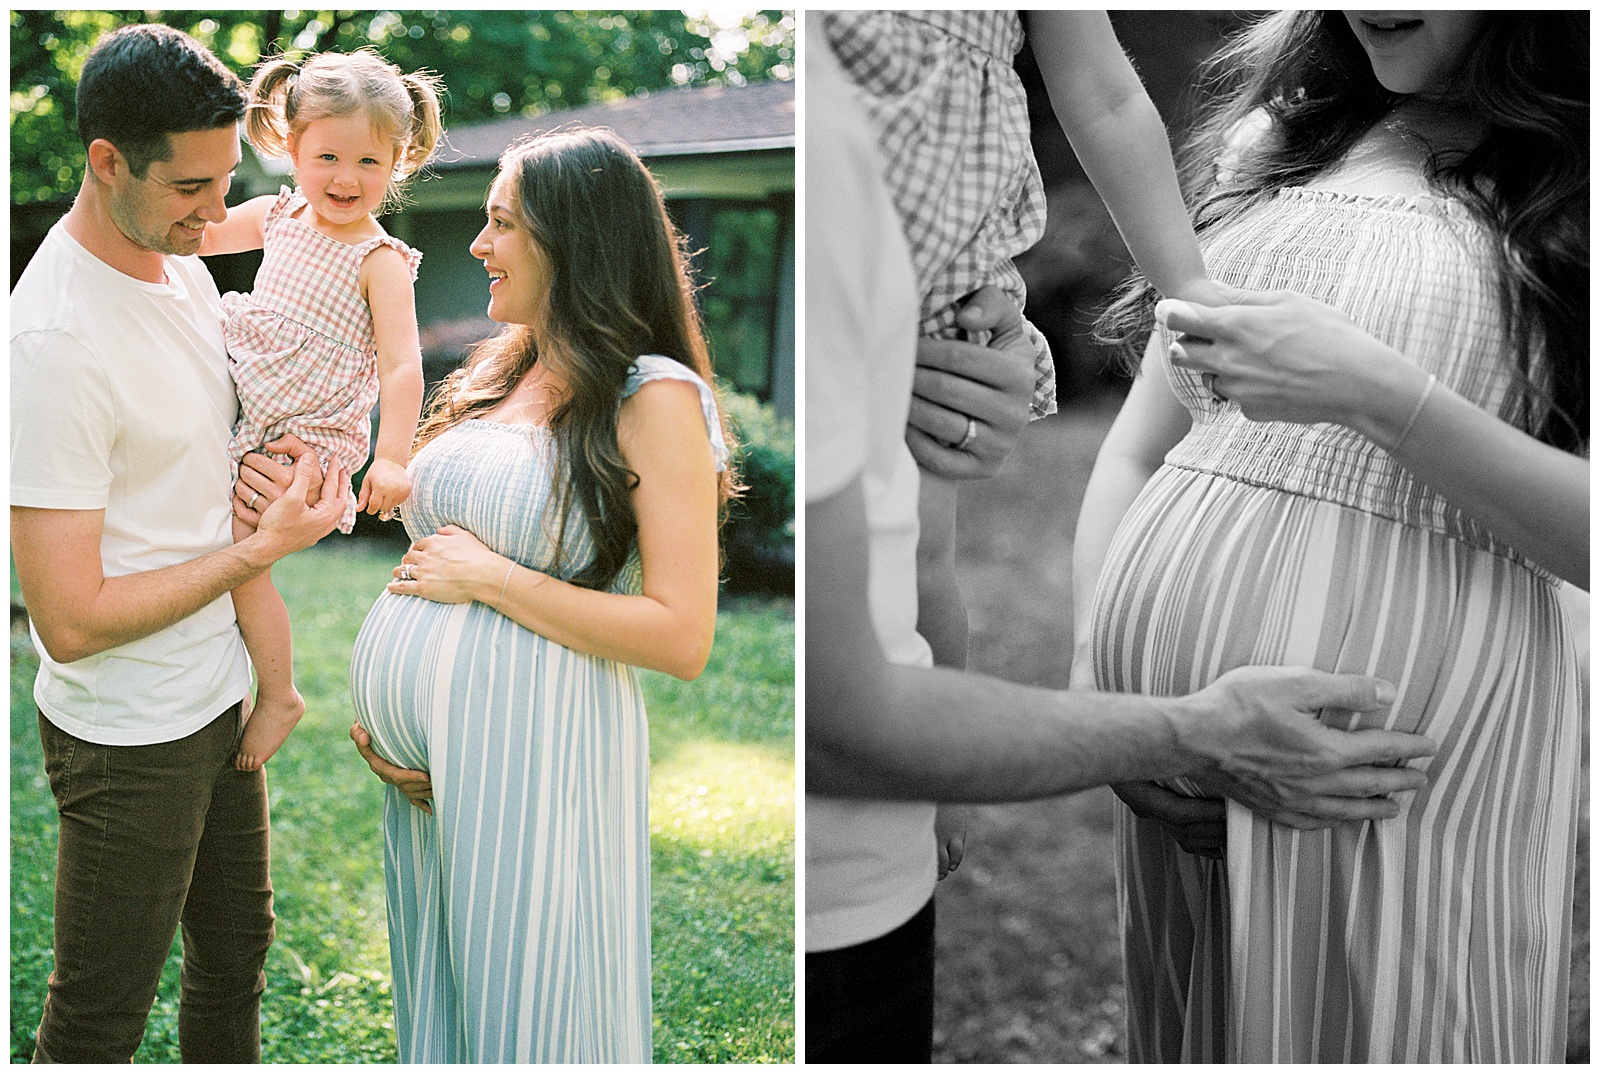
[32,533,280,663]
[807,662,1193,802]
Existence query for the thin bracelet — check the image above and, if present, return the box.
[495,560,515,609]
[1389,372,1437,454]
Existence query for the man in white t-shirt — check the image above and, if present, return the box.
[806,29,1440,1063]
[9,24,348,1063]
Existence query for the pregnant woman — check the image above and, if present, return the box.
[1072,12,1586,1062]
[346,129,732,1062]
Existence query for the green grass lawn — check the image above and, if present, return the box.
[10,541,794,1063]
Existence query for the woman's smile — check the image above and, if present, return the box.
[470,172,554,325]
[1342,10,1488,97]
[1354,13,1423,45]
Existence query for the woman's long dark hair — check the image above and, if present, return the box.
[1099,11,1588,452]
[417,128,738,589]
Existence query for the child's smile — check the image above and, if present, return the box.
[288,113,400,231]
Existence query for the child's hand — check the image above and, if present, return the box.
[935,803,969,881]
[358,458,411,519]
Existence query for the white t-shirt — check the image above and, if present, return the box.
[805,39,938,953]
[10,222,251,745]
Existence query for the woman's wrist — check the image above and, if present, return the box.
[1342,343,1431,446]
[489,557,516,608]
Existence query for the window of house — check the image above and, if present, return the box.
[670,198,787,401]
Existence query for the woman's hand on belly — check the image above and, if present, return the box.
[351,719,433,814]
[389,524,513,606]
[1113,782,1225,859]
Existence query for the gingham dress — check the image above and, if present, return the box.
[1092,187,1580,1061]
[223,186,421,532]
[349,356,728,1062]
[822,10,1056,418]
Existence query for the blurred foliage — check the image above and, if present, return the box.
[721,391,794,594]
[10,8,796,205]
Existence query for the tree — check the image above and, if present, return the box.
[10,9,795,205]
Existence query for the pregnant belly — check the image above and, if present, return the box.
[349,591,472,771]
[1089,466,1570,743]
[349,590,649,776]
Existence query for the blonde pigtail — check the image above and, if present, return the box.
[397,69,446,181]
[244,55,300,160]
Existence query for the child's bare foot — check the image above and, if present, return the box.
[235,690,305,771]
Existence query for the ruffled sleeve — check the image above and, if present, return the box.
[356,234,423,280]
[1215,109,1275,187]
[622,354,730,472]
[265,186,302,228]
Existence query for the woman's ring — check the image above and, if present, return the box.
[1203,373,1227,405]
[400,563,414,581]
[953,417,978,452]
[247,490,261,511]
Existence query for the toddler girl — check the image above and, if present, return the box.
[821,10,1226,869]
[202,49,443,769]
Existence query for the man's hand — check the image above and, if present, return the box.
[906,287,1036,480]
[248,452,349,560]
[233,433,322,529]
[1174,666,1435,827]
[350,720,433,814]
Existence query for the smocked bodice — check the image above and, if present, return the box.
[1164,186,1536,566]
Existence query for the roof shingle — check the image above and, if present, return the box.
[437,78,795,169]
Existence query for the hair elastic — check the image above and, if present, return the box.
[495,560,515,609]
[1390,372,1437,454]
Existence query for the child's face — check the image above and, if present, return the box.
[289,113,400,224]
[470,171,554,328]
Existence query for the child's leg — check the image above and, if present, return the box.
[231,515,304,771]
[917,473,973,876]
[915,472,969,670]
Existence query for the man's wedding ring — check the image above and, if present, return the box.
[1203,373,1227,404]
[400,563,414,581]
[953,417,978,452]
[247,490,261,510]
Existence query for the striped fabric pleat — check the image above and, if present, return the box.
[1092,187,1581,1062]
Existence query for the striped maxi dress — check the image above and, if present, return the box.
[1090,186,1581,1062]
[349,356,728,1062]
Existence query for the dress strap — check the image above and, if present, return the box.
[622,354,730,472]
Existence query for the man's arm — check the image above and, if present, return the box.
[13,453,347,663]
[807,477,1437,807]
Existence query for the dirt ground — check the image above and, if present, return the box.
[933,399,1590,1063]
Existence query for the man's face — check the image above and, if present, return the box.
[104,126,241,256]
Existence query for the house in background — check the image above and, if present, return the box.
[235,77,795,417]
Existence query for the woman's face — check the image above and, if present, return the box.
[1342,11,1489,97]
[469,170,553,327]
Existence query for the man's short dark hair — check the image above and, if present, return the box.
[76,23,247,178]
